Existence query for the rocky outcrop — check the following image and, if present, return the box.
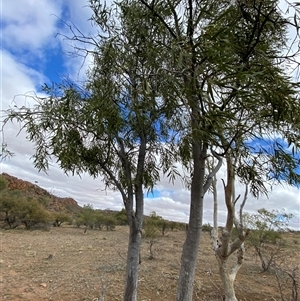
[1,173,81,214]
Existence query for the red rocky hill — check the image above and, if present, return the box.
[1,173,82,214]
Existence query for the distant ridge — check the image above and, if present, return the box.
[1,173,82,214]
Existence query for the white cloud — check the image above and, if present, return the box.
[55,1,97,81]
[2,0,62,52]
[1,50,45,107]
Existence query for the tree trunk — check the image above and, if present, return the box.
[123,220,142,301]
[122,137,145,301]
[212,154,249,301]
[211,174,218,247]
[219,259,238,301]
[176,143,207,301]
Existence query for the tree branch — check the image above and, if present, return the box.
[138,0,177,39]
[203,150,223,193]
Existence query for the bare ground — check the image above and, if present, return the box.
[1,226,299,301]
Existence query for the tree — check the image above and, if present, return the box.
[0,189,23,229]
[0,175,8,192]
[210,153,250,301]
[245,208,293,272]
[168,221,178,231]
[146,211,169,235]
[133,1,300,300]
[0,184,50,230]
[52,212,73,227]
[143,212,162,260]
[19,198,51,230]
[102,215,117,231]
[76,204,97,232]
[2,2,179,300]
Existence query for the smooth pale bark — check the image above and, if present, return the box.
[211,174,218,249]
[217,246,245,301]
[176,143,207,301]
[212,154,249,301]
[176,146,222,301]
[124,219,142,301]
[123,138,146,301]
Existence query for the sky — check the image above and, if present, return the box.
[1,0,300,229]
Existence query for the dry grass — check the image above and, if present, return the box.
[1,226,299,301]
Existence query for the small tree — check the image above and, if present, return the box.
[103,215,117,231]
[147,211,169,236]
[19,198,51,230]
[274,263,299,301]
[168,221,178,231]
[245,208,293,272]
[114,209,128,226]
[0,190,23,229]
[143,215,161,260]
[76,204,97,233]
[0,175,8,192]
[94,210,105,230]
[52,212,72,227]
[0,188,50,230]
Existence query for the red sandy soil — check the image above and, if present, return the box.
[1,226,299,301]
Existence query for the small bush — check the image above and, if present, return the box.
[202,223,212,233]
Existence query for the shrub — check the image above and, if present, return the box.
[202,223,212,233]
[52,212,72,227]
[114,209,128,226]
[245,208,293,272]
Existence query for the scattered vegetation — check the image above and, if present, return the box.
[202,223,213,233]
[0,177,51,230]
[245,208,294,272]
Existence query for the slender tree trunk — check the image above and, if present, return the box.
[212,154,249,301]
[211,174,218,245]
[176,143,207,301]
[123,219,142,301]
[123,138,145,301]
[122,192,143,301]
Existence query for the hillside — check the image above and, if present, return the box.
[1,173,82,214]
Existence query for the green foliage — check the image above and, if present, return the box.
[144,211,169,236]
[19,198,51,230]
[245,208,293,245]
[103,215,117,231]
[168,221,178,231]
[94,210,105,230]
[202,223,213,233]
[36,196,50,206]
[0,190,23,229]
[2,0,300,298]
[143,221,160,239]
[114,208,128,226]
[0,190,50,229]
[0,176,8,192]
[76,204,97,230]
[75,206,117,231]
[143,212,163,260]
[245,208,294,271]
[52,212,73,227]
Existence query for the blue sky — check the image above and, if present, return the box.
[1,0,299,229]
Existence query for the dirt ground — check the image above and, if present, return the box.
[1,226,299,301]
